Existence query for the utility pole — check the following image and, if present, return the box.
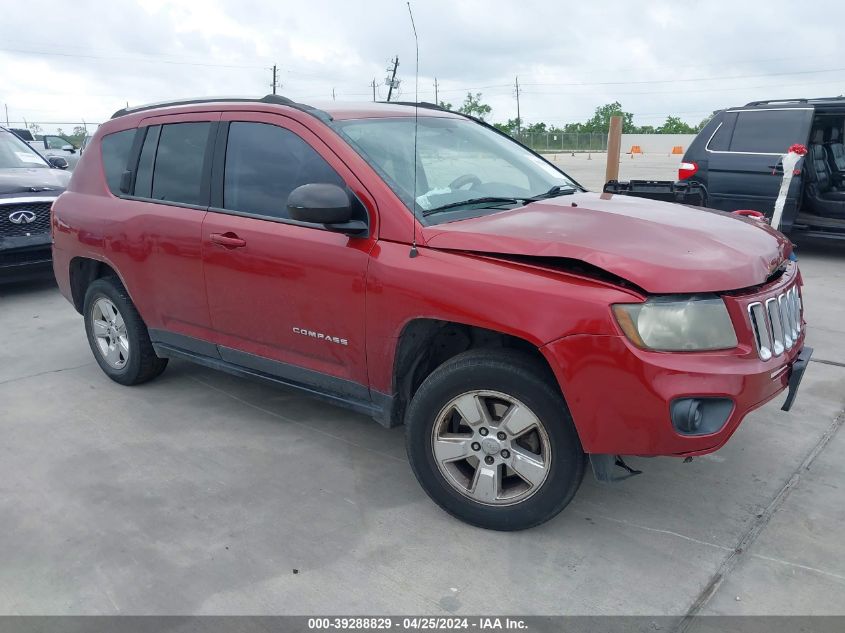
[4,103,8,127]
[332,87,336,101]
[514,76,521,136]
[271,65,279,95]
[371,78,377,102]
[434,77,439,104]
[385,56,400,102]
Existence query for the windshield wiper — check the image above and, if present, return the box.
[423,186,577,216]
[423,196,523,216]
[524,185,577,203]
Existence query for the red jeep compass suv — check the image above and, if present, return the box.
[52,95,811,530]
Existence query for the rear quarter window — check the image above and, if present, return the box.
[101,129,137,195]
[704,112,736,151]
[728,109,811,153]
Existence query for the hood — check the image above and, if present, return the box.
[0,168,71,196]
[421,192,791,294]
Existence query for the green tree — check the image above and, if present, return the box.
[526,122,547,135]
[493,117,521,135]
[656,116,695,134]
[458,92,492,120]
[438,100,453,111]
[583,102,636,133]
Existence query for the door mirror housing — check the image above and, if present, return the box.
[48,156,69,170]
[287,183,368,236]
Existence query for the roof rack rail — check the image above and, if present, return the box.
[110,94,333,123]
[387,101,448,112]
[744,98,809,106]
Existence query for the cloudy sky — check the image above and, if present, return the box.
[1,0,844,133]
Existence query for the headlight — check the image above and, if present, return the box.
[612,295,737,351]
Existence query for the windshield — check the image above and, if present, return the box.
[0,130,49,169]
[333,116,579,220]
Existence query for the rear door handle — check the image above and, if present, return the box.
[210,232,246,249]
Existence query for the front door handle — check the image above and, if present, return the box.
[210,232,246,249]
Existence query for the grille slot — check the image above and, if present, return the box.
[747,285,803,360]
[0,202,53,238]
[778,295,794,350]
[748,302,772,361]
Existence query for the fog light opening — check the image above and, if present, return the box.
[670,397,733,436]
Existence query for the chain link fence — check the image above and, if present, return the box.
[514,132,608,153]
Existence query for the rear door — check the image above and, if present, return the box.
[113,113,219,348]
[200,111,376,396]
[700,106,813,227]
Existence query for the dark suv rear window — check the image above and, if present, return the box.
[101,129,136,195]
[729,110,810,153]
[150,122,211,205]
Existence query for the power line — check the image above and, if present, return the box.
[521,75,845,97]
[0,46,269,69]
[518,66,845,88]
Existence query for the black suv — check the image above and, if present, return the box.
[607,97,845,240]
[0,127,71,282]
[680,98,845,239]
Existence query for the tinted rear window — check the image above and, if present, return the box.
[705,112,735,151]
[729,110,810,153]
[151,122,211,205]
[101,129,136,195]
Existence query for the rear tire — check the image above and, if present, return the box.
[405,349,586,531]
[83,277,167,386]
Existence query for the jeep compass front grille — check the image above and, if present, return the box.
[0,201,53,238]
[747,285,803,361]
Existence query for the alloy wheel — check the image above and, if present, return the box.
[431,390,552,506]
[91,297,130,370]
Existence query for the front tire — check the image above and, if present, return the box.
[83,277,167,385]
[405,349,586,531]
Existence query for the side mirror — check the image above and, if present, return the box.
[287,183,368,236]
[48,156,69,170]
[62,145,75,152]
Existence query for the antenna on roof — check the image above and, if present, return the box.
[407,1,420,258]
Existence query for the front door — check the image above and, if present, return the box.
[201,112,376,398]
[702,106,813,230]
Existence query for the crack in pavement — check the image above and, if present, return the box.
[750,553,845,585]
[675,409,845,631]
[582,512,845,586]
[811,357,845,369]
[574,511,734,552]
[0,362,94,387]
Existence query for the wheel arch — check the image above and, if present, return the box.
[68,256,122,314]
[384,318,564,428]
